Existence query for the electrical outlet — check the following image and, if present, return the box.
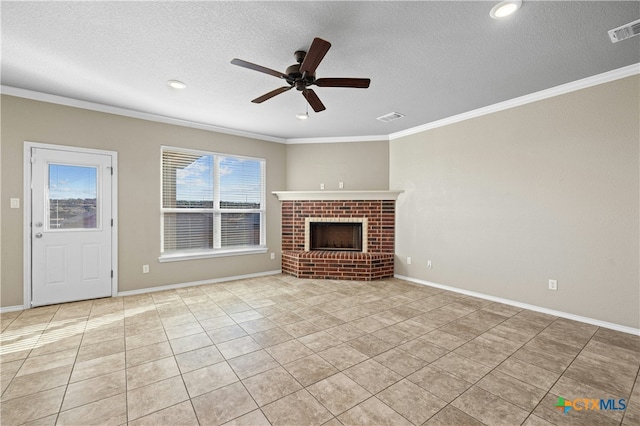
[320,183,325,190]
[407,257,412,265]
[10,198,20,209]
[270,252,275,260]
[548,279,557,291]
[143,265,149,274]
[427,260,432,269]
[339,182,344,189]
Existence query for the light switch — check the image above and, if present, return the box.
[10,198,20,209]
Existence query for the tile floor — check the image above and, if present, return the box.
[1,274,638,425]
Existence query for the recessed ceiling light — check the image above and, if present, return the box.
[167,80,186,89]
[490,0,522,19]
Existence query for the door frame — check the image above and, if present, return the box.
[23,142,118,309]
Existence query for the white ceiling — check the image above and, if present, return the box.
[2,1,639,141]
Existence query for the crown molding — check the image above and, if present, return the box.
[0,86,287,144]
[389,63,640,140]
[3,63,637,145]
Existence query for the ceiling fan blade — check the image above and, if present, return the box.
[314,78,371,88]
[252,86,293,103]
[300,38,331,76]
[231,58,288,79]
[302,89,326,112]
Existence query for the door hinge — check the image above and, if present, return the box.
[111,270,113,278]
[111,218,113,227]
[30,156,36,163]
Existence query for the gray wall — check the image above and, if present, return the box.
[390,75,639,328]
[1,95,286,306]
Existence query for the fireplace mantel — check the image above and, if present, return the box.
[272,190,403,201]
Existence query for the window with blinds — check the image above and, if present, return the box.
[161,147,265,258]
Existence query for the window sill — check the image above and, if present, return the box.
[158,247,268,263]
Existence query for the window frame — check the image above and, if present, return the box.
[158,146,267,262]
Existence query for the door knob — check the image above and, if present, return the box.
[34,233,43,239]
[35,222,43,228]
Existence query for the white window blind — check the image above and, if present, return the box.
[161,147,265,257]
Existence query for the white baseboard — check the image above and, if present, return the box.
[395,274,640,336]
[6,271,636,337]
[0,305,25,314]
[1,270,283,312]
[117,269,282,297]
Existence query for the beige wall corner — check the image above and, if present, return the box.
[390,75,640,329]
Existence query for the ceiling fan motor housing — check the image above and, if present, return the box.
[294,50,306,64]
[286,60,316,90]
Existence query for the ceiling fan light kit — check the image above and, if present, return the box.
[490,0,522,19]
[296,100,310,120]
[231,37,371,113]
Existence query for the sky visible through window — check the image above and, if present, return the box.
[49,164,97,199]
[176,155,262,205]
[176,155,213,202]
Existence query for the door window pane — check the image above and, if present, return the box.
[48,164,98,229]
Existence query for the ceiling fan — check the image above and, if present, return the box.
[231,37,370,113]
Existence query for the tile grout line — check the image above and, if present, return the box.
[228,289,370,424]
[51,302,91,425]
[216,286,333,425]
[330,289,487,423]
[234,289,478,424]
[2,277,638,425]
[620,367,640,425]
[186,289,272,425]
[417,300,531,425]
[516,318,597,425]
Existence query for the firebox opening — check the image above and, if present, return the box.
[310,222,363,252]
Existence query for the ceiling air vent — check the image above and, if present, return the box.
[377,112,405,123]
[608,19,640,43]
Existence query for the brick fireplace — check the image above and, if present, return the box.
[273,191,402,281]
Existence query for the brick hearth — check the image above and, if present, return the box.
[274,193,400,280]
[282,251,394,280]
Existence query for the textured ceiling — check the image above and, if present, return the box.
[2,1,639,141]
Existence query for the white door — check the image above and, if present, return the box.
[31,147,113,306]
